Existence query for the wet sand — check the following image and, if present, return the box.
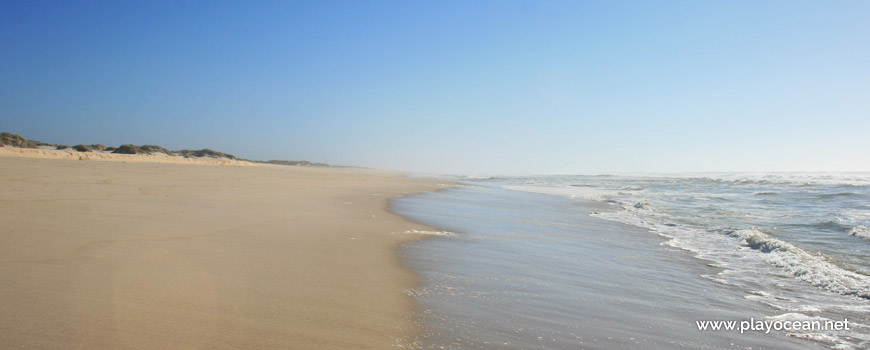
[0,155,446,349]
[394,185,828,350]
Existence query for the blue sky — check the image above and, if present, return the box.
[2,1,868,174]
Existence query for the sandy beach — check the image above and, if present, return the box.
[0,154,447,349]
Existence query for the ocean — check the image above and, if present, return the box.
[392,173,870,350]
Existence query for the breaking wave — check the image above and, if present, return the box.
[726,228,870,300]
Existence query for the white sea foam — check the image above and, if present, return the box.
[728,228,870,299]
[765,313,866,350]
[400,176,870,350]
[850,226,870,240]
[502,185,616,202]
[396,229,457,237]
[659,172,870,187]
[766,312,832,323]
[492,173,870,349]
[507,180,870,300]
[604,214,870,301]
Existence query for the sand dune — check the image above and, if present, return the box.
[0,155,448,349]
[0,146,253,166]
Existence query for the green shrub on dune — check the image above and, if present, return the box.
[112,144,174,155]
[72,144,93,152]
[64,144,104,152]
[36,141,58,148]
[139,145,174,155]
[0,132,38,148]
[175,149,236,159]
[2,131,331,166]
[112,144,142,154]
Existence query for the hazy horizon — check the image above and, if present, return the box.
[2,1,868,174]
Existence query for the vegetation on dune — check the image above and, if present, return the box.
[66,144,105,152]
[111,144,142,154]
[0,132,38,148]
[36,141,58,148]
[176,149,236,159]
[139,145,174,155]
[111,144,172,155]
[72,144,93,152]
[113,145,235,159]
[2,131,332,167]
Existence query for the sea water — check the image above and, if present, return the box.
[392,173,869,349]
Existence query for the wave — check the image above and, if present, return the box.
[725,228,870,300]
[498,178,870,300]
[595,206,870,301]
[754,191,778,196]
[491,175,870,350]
[784,220,853,232]
[819,192,859,199]
[632,200,653,210]
[726,228,796,253]
[851,226,870,241]
[686,177,781,186]
[681,173,870,187]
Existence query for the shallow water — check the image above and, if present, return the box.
[394,184,847,349]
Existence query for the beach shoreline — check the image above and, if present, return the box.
[393,183,836,350]
[0,154,452,349]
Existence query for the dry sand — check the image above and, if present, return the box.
[0,154,448,349]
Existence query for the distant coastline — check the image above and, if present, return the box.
[1,131,330,167]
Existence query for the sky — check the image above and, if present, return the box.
[1,1,868,174]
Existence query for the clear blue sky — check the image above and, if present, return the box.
[2,1,868,174]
